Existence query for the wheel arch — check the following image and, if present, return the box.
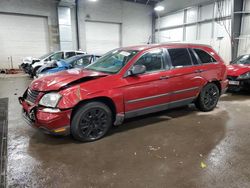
[209,80,222,95]
[71,96,117,122]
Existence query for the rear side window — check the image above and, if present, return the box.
[168,48,192,68]
[194,49,216,64]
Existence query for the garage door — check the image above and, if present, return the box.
[0,14,49,69]
[85,21,121,55]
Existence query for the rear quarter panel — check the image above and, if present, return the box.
[191,45,227,83]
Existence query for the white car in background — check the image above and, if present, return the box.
[20,50,86,77]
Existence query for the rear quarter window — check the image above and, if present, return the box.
[194,49,216,64]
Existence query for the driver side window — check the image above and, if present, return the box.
[134,49,164,73]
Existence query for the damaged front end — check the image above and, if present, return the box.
[19,88,71,135]
[19,70,110,135]
[228,72,250,91]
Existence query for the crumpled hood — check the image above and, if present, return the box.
[227,64,250,77]
[30,69,108,91]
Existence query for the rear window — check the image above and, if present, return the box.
[194,49,216,64]
[168,48,192,68]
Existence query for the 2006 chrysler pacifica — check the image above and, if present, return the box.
[19,44,228,142]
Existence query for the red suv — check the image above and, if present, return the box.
[19,44,228,142]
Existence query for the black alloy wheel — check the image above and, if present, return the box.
[71,102,112,142]
[195,83,220,112]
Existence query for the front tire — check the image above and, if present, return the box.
[195,83,220,112]
[71,102,112,142]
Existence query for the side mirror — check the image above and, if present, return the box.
[128,65,146,76]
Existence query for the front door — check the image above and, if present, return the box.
[123,49,171,117]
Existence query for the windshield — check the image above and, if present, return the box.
[232,55,250,65]
[85,50,138,74]
[39,52,55,60]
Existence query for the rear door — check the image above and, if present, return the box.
[166,48,205,103]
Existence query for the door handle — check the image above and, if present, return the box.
[194,69,205,73]
[160,76,170,80]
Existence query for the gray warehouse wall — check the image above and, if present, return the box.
[0,0,153,56]
[157,0,213,13]
[122,1,153,46]
[77,0,153,51]
[0,0,60,51]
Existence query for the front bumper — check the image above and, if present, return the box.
[19,97,72,135]
[227,76,250,91]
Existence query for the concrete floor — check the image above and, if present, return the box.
[1,75,250,188]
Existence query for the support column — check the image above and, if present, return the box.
[232,0,244,60]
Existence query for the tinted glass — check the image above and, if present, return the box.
[134,49,164,72]
[189,49,199,65]
[168,48,192,67]
[194,49,216,64]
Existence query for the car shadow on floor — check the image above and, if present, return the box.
[30,103,228,146]
[29,105,199,145]
[107,105,198,137]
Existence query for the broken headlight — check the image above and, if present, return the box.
[238,72,250,80]
[39,93,61,108]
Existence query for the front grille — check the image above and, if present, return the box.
[26,89,40,104]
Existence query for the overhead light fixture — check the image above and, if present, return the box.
[88,0,98,2]
[154,5,165,12]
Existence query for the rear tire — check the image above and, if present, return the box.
[71,102,112,142]
[195,83,220,112]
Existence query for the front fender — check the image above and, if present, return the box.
[57,85,124,114]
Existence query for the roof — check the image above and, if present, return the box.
[121,43,212,51]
